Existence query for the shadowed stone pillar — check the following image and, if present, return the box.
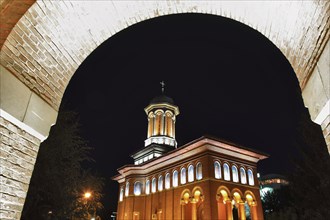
[0,115,41,219]
[0,65,57,219]
[302,40,330,153]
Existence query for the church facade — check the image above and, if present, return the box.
[113,93,268,220]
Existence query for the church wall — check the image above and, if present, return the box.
[165,189,174,219]
[145,193,152,220]
[132,195,146,219]
[124,196,134,220]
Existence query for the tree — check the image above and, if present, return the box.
[262,187,294,220]
[262,110,330,220]
[287,111,330,219]
[21,109,104,220]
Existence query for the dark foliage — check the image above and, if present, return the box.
[263,111,330,220]
[21,109,104,220]
[287,111,330,219]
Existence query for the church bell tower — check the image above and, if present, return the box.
[131,81,179,165]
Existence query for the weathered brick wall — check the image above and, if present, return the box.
[1,1,329,110]
[0,116,40,220]
[0,0,35,50]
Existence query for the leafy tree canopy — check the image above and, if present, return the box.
[22,109,104,220]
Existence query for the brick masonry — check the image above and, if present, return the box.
[0,0,329,110]
[0,116,40,220]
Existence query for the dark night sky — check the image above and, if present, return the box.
[62,14,305,217]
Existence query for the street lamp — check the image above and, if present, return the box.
[84,192,91,199]
[84,192,92,219]
[84,191,97,220]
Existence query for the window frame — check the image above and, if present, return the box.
[223,163,230,181]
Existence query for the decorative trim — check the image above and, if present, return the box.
[314,99,330,125]
[0,108,47,141]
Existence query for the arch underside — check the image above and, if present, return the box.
[1,0,329,112]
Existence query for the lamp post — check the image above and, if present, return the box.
[84,192,92,220]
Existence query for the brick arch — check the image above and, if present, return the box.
[1,1,329,138]
[1,1,329,109]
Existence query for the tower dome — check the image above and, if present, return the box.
[131,82,180,165]
[149,94,175,105]
[144,83,179,147]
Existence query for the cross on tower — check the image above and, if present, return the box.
[160,81,165,94]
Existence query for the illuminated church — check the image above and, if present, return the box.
[113,85,268,220]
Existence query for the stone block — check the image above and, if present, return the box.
[0,65,31,121]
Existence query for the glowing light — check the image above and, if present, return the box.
[183,192,190,204]
[84,192,91,199]
[246,194,253,202]
[194,190,201,202]
[220,190,228,199]
[233,192,240,199]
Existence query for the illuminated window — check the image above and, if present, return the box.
[188,165,194,182]
[165,173,170,189]
[181,167,186,184]
[248,169,254,185]
[196,162,203,180]
[214,161,221,179]
[152,178,156,193]
[232,165,239,182]
[158,175,163,191]
[119,187,124,201]
[224,163,230,181]
[240,168,247,184]
[134,181,142,196]
[125,182,129,196]
[173,170,178,187]
[145,179,150,195]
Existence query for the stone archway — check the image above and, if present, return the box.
[1,1,329,219]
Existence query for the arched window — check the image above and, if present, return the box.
[119,187,124,201]
[173,170,178,187]
[158,175,163,191]
[165,173,170,189]
[188,165,194,182]
[214,161,221,179]
[145,179,150,194]
[152,178,156,193]
[196,162,203,180]
[223,163,230,181]
[125,182,129,196]
[232,165,239,182]
[181,167,186,184]
[248,169,254,185]
[134,181,142,195]
[240,168,247,184]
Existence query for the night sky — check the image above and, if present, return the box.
[62,14,305,217]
